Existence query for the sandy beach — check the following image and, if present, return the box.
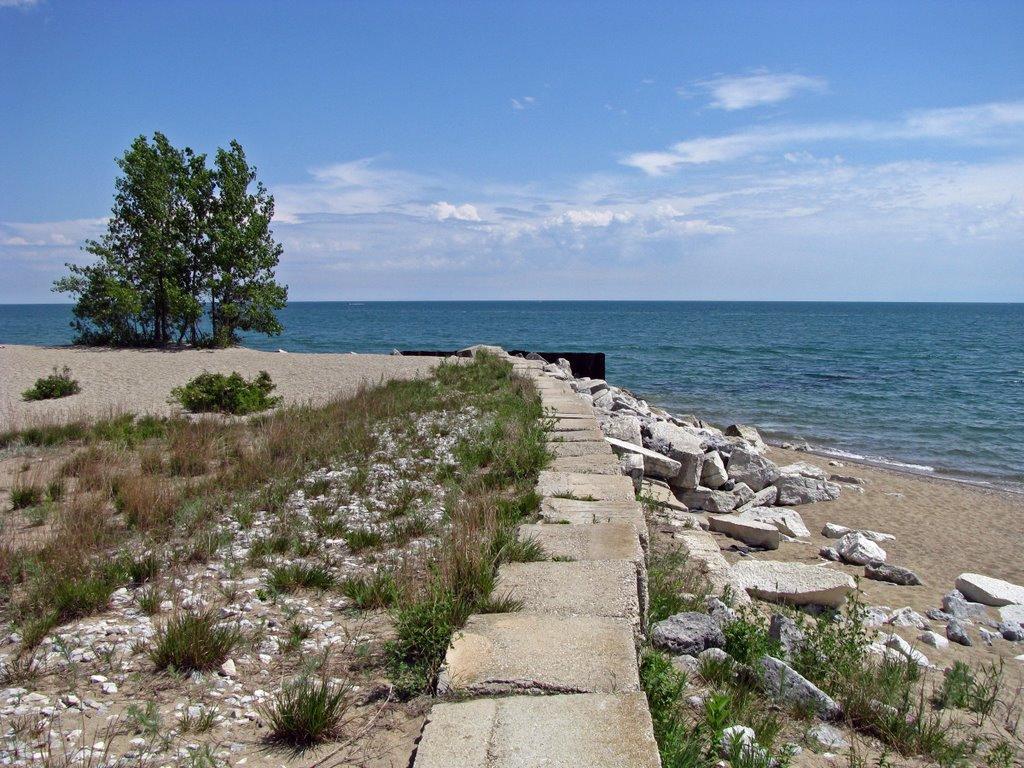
[0,343,442,429]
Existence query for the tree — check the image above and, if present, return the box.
[207,141,287,346]
[54,133,287,347]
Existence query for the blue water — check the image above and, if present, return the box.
[2,301,1023,490]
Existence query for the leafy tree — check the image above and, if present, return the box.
[54,133,286,347]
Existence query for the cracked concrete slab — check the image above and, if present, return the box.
[538,497,648,551]
[496,560,641,631]
[536,470,637,502]
[518,522,643,566]
[545,439,613,458]
[412,693,661,768]
[547,454,623,474]
[438,613,640,696]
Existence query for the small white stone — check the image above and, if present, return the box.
[100,682,118,695]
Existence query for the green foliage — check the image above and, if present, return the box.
[171,370,281,415]
[647,549,707,627]
[261,677,350,750]
[150,611,242,672]
[722,615,782,666]
[22,366,81,401]
[339,570,398,609]
[265,563,337,593]
[53,132,286,347]
[10,479,43,510]
[934,661,1002,715]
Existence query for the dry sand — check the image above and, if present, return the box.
[0,343,442,428]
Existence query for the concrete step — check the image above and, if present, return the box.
[413,693,661,768]
[536,471,636,502]
[547,454,623,475]
[438,613,640,696]
[496,560,641,633]
[546,427,605,442]
[545,439,613,458]
[518,521,643,566]
[538,497,649,551]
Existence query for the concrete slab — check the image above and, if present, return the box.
[708,515,782,550]
[496,560,641,631]
[547,454,622,474]
[538,497,649,551]
[639,478,688,512]
[545,439,613,458]
[438,613,640,696]
[546,428,606,442]
[536,471,636,502]
[518,522,643,566]
[672,528,751,605]
[413,693,661,768]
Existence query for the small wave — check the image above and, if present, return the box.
[814,446,935,473]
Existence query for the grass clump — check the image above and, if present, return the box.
[266,563,337,593]
[934,660,1002,715]
[171,370,281,415]
[10,478,43,510]
[262,677,351,750]
[340,570,399,609]
[150,611,242,672]
[22,366,81,401]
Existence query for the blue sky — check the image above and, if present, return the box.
[2,1,1023,302]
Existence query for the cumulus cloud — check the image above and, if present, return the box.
[693,70,827,111]
[623,99,1024,174]
[432,201,481,221]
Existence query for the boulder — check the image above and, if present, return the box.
[724,424,766,451]
[574,378,609,396]
[769,615,805,658]
[726,448,780,492]
[955,573,1024,607]
[730,561,856,608]
[671,655,700,676]
[555,357,572,374]
[597,412,643,446]
[736,507,809,538]
[639,478,688,513]
[819,546,841,562]
[778,462,828,480]
[865,563,922,587]
[822,523,894,542]
[620,454,644,493]
[886,607,928,629]
[807,723,849,750]
[881,633,930,667]
[946,619,972,646]
[774,475,841,506]
[651,612,726,656]
[918,631,948,649]
[459,344,506,357]
[605,437,681,480]
[645,422,704,490]
[835,532,886,565]
[700,452,729,489]
[679,488,738,514]
[999,604,1024,628]
[731,482,754,507]
[759,656,841,719]
[999,622,1024,642]
[708,516,781,550]
[736,485,778,512]
[942,590,991,622]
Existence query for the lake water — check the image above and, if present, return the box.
[2,301,1023,490]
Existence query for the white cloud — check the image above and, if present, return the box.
[511,96,536,111]
[694,70,827,111]
[0,218,106,247]
[432,201,481,221]
[0,0,40,7]
[623,100,1024,174]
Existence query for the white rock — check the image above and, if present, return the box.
[774,475,841,505]
[100,682,117,695]
[835,532,886,565]
[730,560,856,608]
[220,659,237,677]
[700,452,729,489]
[604,437,682,481]
[999,604,1024,628]
[778,461,828,480]
[918,631,948,649]
[887,607,927,629]
[708,516,781,550]
[726,447,780,492]
[736,507,809,538]
[882,633,930,667]
[955,573,1024,607]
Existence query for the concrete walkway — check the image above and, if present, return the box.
[412,357,662,767]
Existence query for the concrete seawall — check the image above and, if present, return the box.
[412,355,662,767]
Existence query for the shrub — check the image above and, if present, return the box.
[262,677,351,749]
[150,611,242,672]
[171,370,281,415]
[10,478,43,510]
[22,366,81,401]
[722,615,782,666]
[934,660,1002,715]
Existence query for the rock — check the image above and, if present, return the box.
[460,344,505,357]
[942,590,991,622]
[574,378,609,396]
[651,612,726,656]
[999,604,1024,628]
[605,437,681,480]
[821,523,893,542]
[946,619,972,646]
[759,656,841,719]
[998,622,1024,642]
[709,516,781,550]
[220,659,237,677]
[819,547,841,562]
[955,573,1024,607]
[980,628,997,645]
[645,422,705,490]
[597,412,643,446]
[886,607,928,629]
[731,482,754,507]
[866,563,922,587]
[100,682,118,694]
[724,424,766,450]
[778,462,828,480]
[736,485,778,512]
[864,606,892,627]
[808,722,849,750]
[698,647,731,663]
[774,475,841,506]
[726,448,780,492]
[919,630,948,649]
[555,358,572,374]
[881,634,930,667]
[736,507,809,538]
[829,474,864,485]
[720,725,757,758]
[700,452,729,489]
[678,487,738,513]
[639,478,688,513]
[730,561,856,608]
[671,655,700,676]
[620,454,644,493]
[769,615,805,658]
[835,532,886,565]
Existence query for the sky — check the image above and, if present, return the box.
[1,1,1023,302]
